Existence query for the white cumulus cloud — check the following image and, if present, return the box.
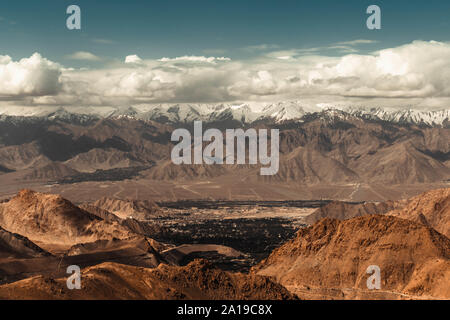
[66,51,101,61]
[0,53,62,97]
[2,41,450,109]
[125,55,143,64]
[158,56,231,63]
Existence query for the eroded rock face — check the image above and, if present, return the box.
[304,200,399,225]
[304,187,450,238]
[90,197,160,220]
[0,189,133,250]
[0,259,298,300]
[0,226,51,259]
[386,188,450,237]
[254,214,450,300]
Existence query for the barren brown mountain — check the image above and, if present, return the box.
[303,187,450,235]
[0,226,51,260]
[0,237,166,285]
[91,197,160,220]
[0,190,133,251]
[145,160,229,180]
[0,142,50,171]
[386,188,450,237]
[275,116,450,185]
[64,148,143,173]
[254,215,450,299]
[304,200,399,225]
[23,162,79,181]
[78,204,122,223]
[262,146,359,184]
[0,259,297,300]
[351,141,450,184]
[80,202,168,241]
[1,116,449,196]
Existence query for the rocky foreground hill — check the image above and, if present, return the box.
[254,215,450,299]
[0,188,448,300]
[386,188,450,237]
[0,189,133,251]
[253,188,450,300]
[0,259,297,300]
[305,187,450,237]
[0,189,297,299]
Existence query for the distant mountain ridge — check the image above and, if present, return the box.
[0,108,449,187]
[1,102,449,127]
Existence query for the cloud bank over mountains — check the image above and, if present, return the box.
[1,40,450,109]
[0,53,61,97]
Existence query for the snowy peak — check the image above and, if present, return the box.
[344,107,450,127]
[260,101,321,122]
[0,103,448,127]
[107,106,139,119]
[140,104,209,123]
[207,103,259,123]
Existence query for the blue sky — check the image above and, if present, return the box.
[0,1,450,108]
[0,0,449,64]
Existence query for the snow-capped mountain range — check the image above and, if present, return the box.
[0,102,448,127]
